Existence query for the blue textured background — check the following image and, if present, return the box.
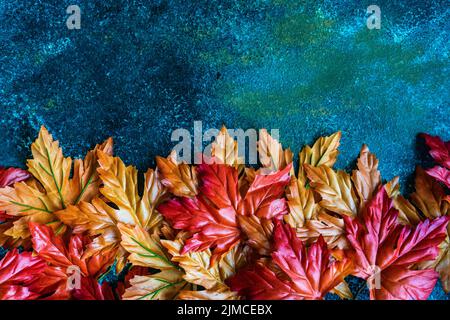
[0,0,449,299]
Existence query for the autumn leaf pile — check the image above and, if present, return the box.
[0,126,448,300]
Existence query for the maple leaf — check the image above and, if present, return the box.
[271,149,355,299]
[122,270,186,300]
[257,129,293,173]
[162,239,248,292]
[30,222,115,278]
[344,187,449,300]
[0,167,30,189]
[0,126,112,241]
[55,151,165,272]
[297,131,341,185]
[306,164,359,217]
[156,151,198,197]
[227,221,352,300]
[0,249,47,300]
[390,167,450,293]
[284,176,317,230]
[0,167,31,247]
[117,222,189,300]
[296,211,347,249]
[421,133,450,168]
[28,222,115,299]
[72,277,116,300]
[158,163,291,263]
[351,145,381,210]
[421,133,450,188]
[211,126,243,167]
[158,164,241,263]
[284,133,348,251]
[118,223,177,270]
[288,144,382,259]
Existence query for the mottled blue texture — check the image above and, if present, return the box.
[0,0,448,299]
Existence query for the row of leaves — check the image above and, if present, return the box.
[0,126,448,300]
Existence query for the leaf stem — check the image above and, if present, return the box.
[44,149,66,209]
[138,279,185,300]
[74,175,94,204]
[130,236,181,270]
[10,201,52,214]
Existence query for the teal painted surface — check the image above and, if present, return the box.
[0,0,448,299]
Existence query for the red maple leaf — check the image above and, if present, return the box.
[344,187,449,300]
[421,133,450,188]
[227,221,352,300]
[0,167,30,188]
[0,249,46,300]
[426,166,450,189]
[158,163,291,264]
[72,277,116,300]
[29,223,116,299]
[421,133,450,169]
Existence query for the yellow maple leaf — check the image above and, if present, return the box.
[0,126,112,241]
[211,126,243,167]
[122,271,186,300]
[258,129,293,173]
[306,164,359,217]
[237,215,274,256]
[284,132,341,231]
[156,151,198,197]
[297,131,341,184]
[351,145,381,210]
[56,152,165,271]
[161,239,248,297]
[118,223,176,270]
[178,290,239,300]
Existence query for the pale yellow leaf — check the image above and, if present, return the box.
[26,126,72,209]
[285,176,317,228]
[156,152,198,197]
[178,290,239,300]
[298,132,341,184]
[118,223,175,270]
[305,164,358,217]
[351,145,381,209]
[161,239,228,291]
[296,211,348,249]
[68,137,113,204]
[211,126,242,166]
[137,169,165,230]
[258,129,293,173]
[123,271,185,300]
[97,150,141,226]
